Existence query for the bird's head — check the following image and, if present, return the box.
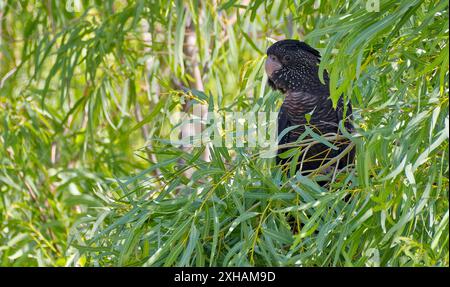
[265,39,322,93]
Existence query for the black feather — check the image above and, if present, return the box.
[267,39,321,58]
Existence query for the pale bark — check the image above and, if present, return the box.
[181,14,211,178]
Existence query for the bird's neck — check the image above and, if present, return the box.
[289,81,328,94]
[286,66,329,94]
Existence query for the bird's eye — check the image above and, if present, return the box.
[283,55,291,62]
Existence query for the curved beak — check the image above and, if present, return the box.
[265,55,282,78]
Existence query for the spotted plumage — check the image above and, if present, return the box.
[265,39,355,176]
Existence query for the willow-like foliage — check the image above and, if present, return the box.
[0,0,448,266]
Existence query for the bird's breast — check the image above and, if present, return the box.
[284,92,319,117]
[282,91,339,135]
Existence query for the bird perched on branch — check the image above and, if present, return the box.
[265,39,355,178]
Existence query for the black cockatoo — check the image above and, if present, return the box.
[265,39,355,177]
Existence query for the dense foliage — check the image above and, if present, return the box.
[0,0,448,266]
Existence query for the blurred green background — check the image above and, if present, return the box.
[0,0,448,266]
